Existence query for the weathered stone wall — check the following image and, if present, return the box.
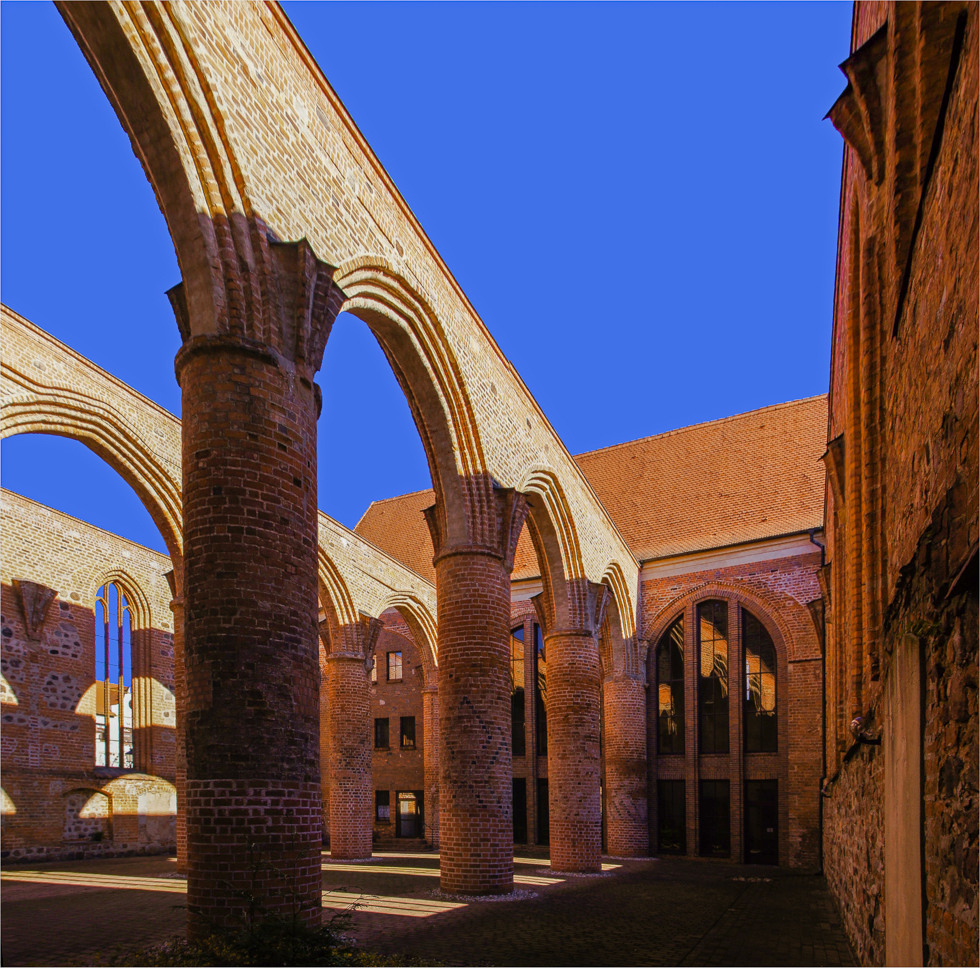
[822,3,978,964]
[824,743,886,965]
[890,490,978,967]
[1,489,177,861]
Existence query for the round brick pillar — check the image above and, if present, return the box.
[178,340,322,934]
[422,683,440,848]
[170,596,187,874]
[546,630,602,873]
[326,652,372,859]
[602,674,649,857]
[435,548,513,894]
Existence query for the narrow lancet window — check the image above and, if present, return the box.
[697,600,729,754]
[657,616,685,754]
[743,609,777,752]
[94,582,132,768]
[511,626,526,756]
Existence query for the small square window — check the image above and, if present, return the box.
[374,717,389,749]
[375,789,390,822]
[400,716,416,749]
[387,651,403,682]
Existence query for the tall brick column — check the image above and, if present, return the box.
[170,239,341,935]
[422,679,440,847]
[326,617,381,859]
[425,489,528,895]
[535,581,607,873]
[602,673,649,857]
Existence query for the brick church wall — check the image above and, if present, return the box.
[822,3,978,964]
[369,617,426,847]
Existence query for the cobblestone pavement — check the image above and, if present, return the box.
[1,849,855,966]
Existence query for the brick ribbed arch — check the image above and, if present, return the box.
[54,0,639,909]
[0,392,184,578]
[335,258,488,549]
[55,1,637,586]
[377,594,439,682]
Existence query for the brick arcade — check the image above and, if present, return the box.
[0,2,976,966]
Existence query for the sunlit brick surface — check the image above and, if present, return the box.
[179,344,322,930]
[435,549,514,895]
[546,630,601,873]
[602,675,649,857]
[326,653,372,859]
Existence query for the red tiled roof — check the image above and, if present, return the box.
[354,396,828,583]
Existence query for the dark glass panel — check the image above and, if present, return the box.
[657,779,686,854]
[744,780,778,864]
[375,789,390,822]
[697,600,729,753]
[511,628,526,756]
[698,779,730,857]
[743,609,778,752]
[657,616,685,754]
[374,717,389,749]
[512,778,527,843]
[400,716,415,749]
[536,777,550,845]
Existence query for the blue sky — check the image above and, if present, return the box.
[0,2,851,556]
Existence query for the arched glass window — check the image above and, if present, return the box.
[656,616,685,754]
[743,609,777,752]
[697,600,728,754]
[94,582,133,768]
[511,626,526,757]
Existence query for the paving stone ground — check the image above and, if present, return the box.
[1,849,855,967]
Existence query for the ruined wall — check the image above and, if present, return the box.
[1,490,177,861]
[824,743,886,965]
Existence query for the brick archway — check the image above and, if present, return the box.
[55,0,639,913]
[0,391,184,576]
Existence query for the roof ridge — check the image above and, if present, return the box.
[358,486,435,511]
[572,395,828,461]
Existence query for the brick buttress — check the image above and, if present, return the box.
[425,489,528,894]
[602,673,649,857]
[326,617,382,859]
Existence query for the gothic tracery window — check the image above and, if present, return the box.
[94,581,133,768]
